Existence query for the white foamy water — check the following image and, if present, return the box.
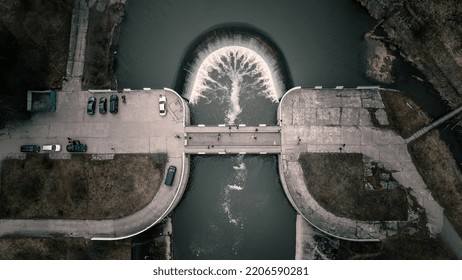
[184,35,285,124]
[220,157,248,229]
[222,188,243,228]
[233,159,247,182]
[228,184,243,191]
[233,162,246,171]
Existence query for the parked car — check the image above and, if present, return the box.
[20,145,40,153]
[159,95,167,116]
[87,96,96,115]
[99,97,107,114]
[110,94,118,114]
[164,165,176,186]
[42,144,61,152]
[66,141,87,152]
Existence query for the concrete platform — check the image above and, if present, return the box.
[278,87,445,241]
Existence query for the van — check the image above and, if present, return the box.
[164,166,177,186]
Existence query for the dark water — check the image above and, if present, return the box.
[114,0,375,260]
[115,0,459,259]
[173,155,295,259]
[115,0,375,89]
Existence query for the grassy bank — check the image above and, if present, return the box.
[381,89,462,236]
[0,0,74,126]
[0,153,166,219]
[298,153,408,221]
[0,237,131,260]
[82,1,126,89]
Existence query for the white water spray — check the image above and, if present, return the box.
[184,35,285,124]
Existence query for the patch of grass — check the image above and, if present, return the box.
[337,233,455,260]
[298,153,407,221]
[0,237,131,260]
[381,89,462,237]
[409,131,462,235]
[82,2,125,89]
[0,153,166,219]
[380,90,430,138]
[150,153,168,173]
[0,0,74,126]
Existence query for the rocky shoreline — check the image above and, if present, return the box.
[364,24,396,85]
[358,0,462,109]
[358,1,462,257]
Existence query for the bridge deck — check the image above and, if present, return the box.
[184,125,281,154]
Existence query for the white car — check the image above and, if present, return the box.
[159,95,167,116]
[42,144,61,152]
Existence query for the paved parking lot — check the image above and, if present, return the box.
[0,89,185,158]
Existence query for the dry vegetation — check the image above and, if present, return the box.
[338,232,455,260]
[359,0,462,108]
[381,89,462,235]
[380,90,431,138]
[82,1,125,89]
[409,132,462,235]
[359,0,462,156]
[298,153,407,221]
[0,153,167,219]
[0,237,131,260]
[0,0,74,126]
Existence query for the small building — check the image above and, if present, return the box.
[26,90,57,112]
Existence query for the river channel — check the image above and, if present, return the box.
[115,0,457,259]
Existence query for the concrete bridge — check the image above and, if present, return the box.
[184,125,281,154]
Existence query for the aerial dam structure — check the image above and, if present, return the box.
[3,0,461,259]
[1,85,455,244]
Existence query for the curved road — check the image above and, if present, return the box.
[0,154,188,240]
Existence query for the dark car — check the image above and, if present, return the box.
[87,96,96,115]
[99,97,107,114]
[164,165,177,186]
[110,95,118,114]
[20,145,40,153]
[66,140,87,152]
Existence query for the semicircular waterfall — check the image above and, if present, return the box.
[182,30,288,125]
[173,28,296,259]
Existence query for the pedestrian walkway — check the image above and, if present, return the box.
[184,125,280,154]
